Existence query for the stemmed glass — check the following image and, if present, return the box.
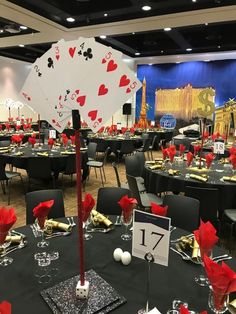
[121,211,133,241]
[0,231,12,266]
[208,287,229,314]
[83,215,92,241]
[194,249,212,286]
[35,219,50,248]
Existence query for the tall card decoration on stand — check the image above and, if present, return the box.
[132,210,171,313]
[197,88,215,169]
[20,37,141,301]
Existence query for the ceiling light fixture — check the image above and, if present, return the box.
[149,63,153,65]
[66,17,75,22]
[176,62,181,64]
[104,13,108,17]
[0,30,3,33]
[100,35,107,39]
[18,44,25,47]
[135,52,141,56]
[204,60,210,62]
[186,48,192,51]
[142,5,151,11]
[192,0,197,2]
[132,32,135,35]
[205,23,208,26]
[20,25,28,30]
[218,45,221,48]
[160,50,164,54]
[164,27,172,31]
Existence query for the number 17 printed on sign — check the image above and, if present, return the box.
[132,210,171,267]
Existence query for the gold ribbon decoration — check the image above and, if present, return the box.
[91,209,113,228]
[197,88,215,117]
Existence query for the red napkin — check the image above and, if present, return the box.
[28,137,36,147]
[23,124,28,130]
[26,118,29,123]
[31,133,37,138]
[11,135,22,144]
[151,202,168,216]
[230,154,236,170]
[5,123,10,131]
[62,135,68,146]
[98,126,105,133]
[0,207,17,244]
[121,127,127,134]
[211,133,220,141]
[204,254,236,310]
[186,151,194,166]
[205,153,214,168]
[118,195,137,223]
[161,147,168,160]
[48,138,55,147]
[70,136,75,145]
[130,127,135,134]
[193,145,201,156]
[179,144,186,156]
[180,305,207,314]
[0,301,11,314]
[82,194,95,222]
[203,131,209,140]
[194,220,219,257]
[33,200,54,229]
[229,147,236,156]
[167,145,176,162]
[108,127,113,135]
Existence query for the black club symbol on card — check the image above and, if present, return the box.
[83,48,93,61]
[48,57,54,68]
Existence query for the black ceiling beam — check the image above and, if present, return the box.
[166,29,192,49]
[102,37,136,55]
[0,50,34,63]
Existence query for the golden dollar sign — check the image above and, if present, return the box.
[197,88,215,117]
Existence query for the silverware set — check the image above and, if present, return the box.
[87,227,113,233]
[45,231,71,239]
[67,217,76,227]
[114,216,122,226]
[1,239,27,257]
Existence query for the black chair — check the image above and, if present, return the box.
[61,154,76,186]
[112,162,129,189]
[87,147,109,186]
[163,131,174,147]
[0,162,24,204]
[116,140,135,163]
[125,154,146,192]
[136,138,152,160]
[96,187,132,215]
[27,157,56,191]
[87,142,97,161]
[126,174,162,210]
[220,209,236,251]
[25,189,65,225]
[163,194,200,232]
[185,186,219,229]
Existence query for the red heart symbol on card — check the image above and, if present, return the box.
[52,119,61,128]
[88,110,98,121]
[75,90,80,94]
[126,87,131,93]
[59,95,62,100]
[102,58,106,64]
[107,60,117,72]
[119,75,130,87]
[98,118,102,123]
[56,55,60,60]
[0,301,11,313]
[98,84,108,96]
[69,47,76,58]
[76,95,86,107]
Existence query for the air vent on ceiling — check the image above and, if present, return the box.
[4,24,21,34]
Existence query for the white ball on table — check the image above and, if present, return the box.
[113,248,123,262]
[121,251,132,265]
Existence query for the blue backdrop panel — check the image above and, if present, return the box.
[136,60,236,121]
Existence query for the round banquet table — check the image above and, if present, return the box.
[0,145,89,181]
[0,217,234,314]
[144,160,236,216]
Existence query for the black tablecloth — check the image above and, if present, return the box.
[144,161,236,215]
[0,146,89,181]
[0,218,234,314]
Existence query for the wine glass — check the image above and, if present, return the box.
[0,231,12,266]
[208,286,229,314]
[83,215,92,241]
[194,249,212,286]
[34,252,52,284]
[121,211,133,241]
[35,219,50,248]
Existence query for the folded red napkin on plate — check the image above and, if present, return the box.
[151,203,168,216]
[0,207,17,244]
[194,221,218,257]
[205,153,214,168]
[186,151,194,167]
[33,200,54,229]
[11,135,22,144]
[118,195,137,223]
[230,154,236,170]
[28,136,36,147]
[167,145,176,162]
[179,144,186,156]
[82,193,95,222]
[70,135,75,145]
[121,127,127,134]
[161,147,168,160]
[204,254,236,310]
[193,145,201,156]
[0,301,11,314]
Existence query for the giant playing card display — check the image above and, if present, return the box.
[20,37,141,133]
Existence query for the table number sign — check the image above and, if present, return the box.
[213,141,225,154]
[49,129,56,139]
[132,210,170,266]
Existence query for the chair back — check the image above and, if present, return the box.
[163,194,200,232]
[141,138,152,152]
[141,133,149,139]
[125,154,142,177]
[64,154,76,175]
[185,186,219,228]
[27,157,52,180]
[25,189,65,224]
[126,174,144,208]
[112,162,121,187]
[120,140,135,154]
[95,139,107,153]
[135,152,145,177]
[87,142,97,160]
[96,187,131,215]
[0,140,10,147]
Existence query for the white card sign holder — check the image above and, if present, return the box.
[132,210,170,314]
[49,129,56,139]
[213,140,225,154]
[16,120,21,126]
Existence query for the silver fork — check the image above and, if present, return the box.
[67,217,72,227]
[70,217,76,227]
